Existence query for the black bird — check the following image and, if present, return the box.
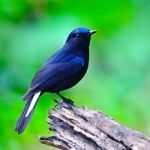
[15,27,96,134]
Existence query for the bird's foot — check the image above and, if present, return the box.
[53,98,61,105]
[56,93,74,105]
[56,93,74,109]
[62,97,74,105]
[53,98,73,110]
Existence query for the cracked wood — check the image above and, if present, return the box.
[40,100,150,150]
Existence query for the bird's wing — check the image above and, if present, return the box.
[29,56,84,92]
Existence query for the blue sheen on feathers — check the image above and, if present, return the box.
[15,27,96,134]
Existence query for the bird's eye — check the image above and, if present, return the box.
[76,34,80,38]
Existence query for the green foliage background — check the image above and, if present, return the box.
[0,0,150,150]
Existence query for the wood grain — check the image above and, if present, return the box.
[40,100,150,150]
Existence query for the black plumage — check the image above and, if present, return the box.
[15,27,96,134]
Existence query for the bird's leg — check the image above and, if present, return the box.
[56,93,74,105]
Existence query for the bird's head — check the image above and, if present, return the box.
[65,27,97,48]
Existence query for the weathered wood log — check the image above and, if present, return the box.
[40,99,150,150]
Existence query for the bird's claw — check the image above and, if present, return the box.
[53,98,73,110]
[62,98,74,105]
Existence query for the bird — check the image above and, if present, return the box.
[15,27,97,134]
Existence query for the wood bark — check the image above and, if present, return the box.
[40,99,150,150]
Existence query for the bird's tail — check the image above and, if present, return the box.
[15,91,41,134]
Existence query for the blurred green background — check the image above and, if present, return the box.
[0,0,150,150]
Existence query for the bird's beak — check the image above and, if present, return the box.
[89,30,97,35]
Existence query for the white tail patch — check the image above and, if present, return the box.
[25,91,41,117]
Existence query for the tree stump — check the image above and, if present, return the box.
[40,100,150,150]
